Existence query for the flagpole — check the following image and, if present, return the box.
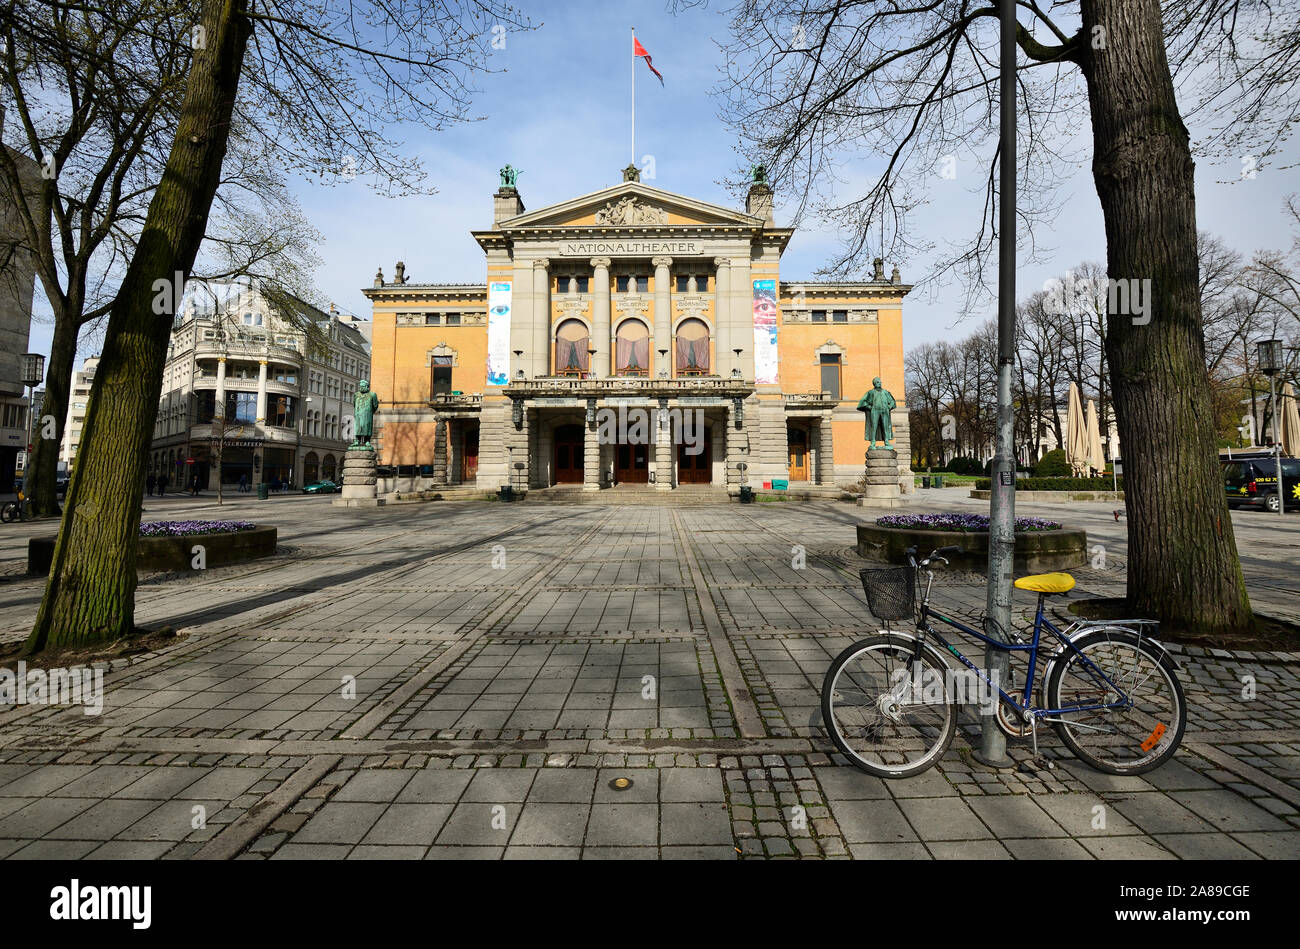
[626,25,631,165]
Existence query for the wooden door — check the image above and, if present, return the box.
[461,428,479,482]
[615,443,649,483]
[677,427,712,484]
[554,425,584,483]
[788,428,809,481]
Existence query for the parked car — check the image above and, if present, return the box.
[301,479,340,494]
[1223,456,1300,513]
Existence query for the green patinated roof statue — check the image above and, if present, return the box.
[856,377,897,449]
[500,164,520,188]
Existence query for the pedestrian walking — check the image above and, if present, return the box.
[239,473,248,493]
[158,474,168,496]
[190,475,201,496]
[147,473,156,496]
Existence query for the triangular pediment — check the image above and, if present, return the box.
[501,182,762,230]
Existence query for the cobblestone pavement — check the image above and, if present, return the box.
[0,491,1297,859]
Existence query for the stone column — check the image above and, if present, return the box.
[503,401,531,491]
[730,256,752,380]
[532,259,550,378]
[215,357,227,407]
[654,401,673,491]
[713,258,730,377]
[432,416,448,484]
[652,256,672,377]
[583,419,600,491]
[590,257,611,378]
[818,412,835,485]
[255,359,268,423]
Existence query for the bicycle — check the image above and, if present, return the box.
[1,493,29,523]
[821,546,1186,779]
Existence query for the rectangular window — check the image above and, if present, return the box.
[676,275,690,293]
[819,353,842,401]
[431,356,453,397]
[811,310,827,323]
[425,313,441,325]
[636,275,648,293]
[616,276,630,293]
[574,277,588,294]
[557,277,570,293]
[445,313,461,326]
[832,310,848,322]
[225,391,258,423]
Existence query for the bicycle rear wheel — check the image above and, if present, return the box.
[1045,627,1186,775]
[821,633,956,779]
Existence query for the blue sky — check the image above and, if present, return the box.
[31,0,1300,366]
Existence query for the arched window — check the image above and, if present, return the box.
[304,451,319,483]
[615,319,650,376]
[555,319,590,376]
[675,318,710,375]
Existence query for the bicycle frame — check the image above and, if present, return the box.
[908,565,1141,722]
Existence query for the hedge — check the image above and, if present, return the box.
[974,476,1122,491]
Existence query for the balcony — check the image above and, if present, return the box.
[505,376,752,399]
[427,392,484,411]
[784,391,838,411]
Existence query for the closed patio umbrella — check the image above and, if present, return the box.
[1086,399,1106,475]
[1282,382,1300,458]
[1066,382,1088,477]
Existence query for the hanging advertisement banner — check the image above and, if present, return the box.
[486,281,512,386]
[752,278,779,384]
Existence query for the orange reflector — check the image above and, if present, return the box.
[1140,722,1167,752]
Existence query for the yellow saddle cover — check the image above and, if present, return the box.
[1013,573,1076,594]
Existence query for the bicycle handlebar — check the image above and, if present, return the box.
[905,545,962,568]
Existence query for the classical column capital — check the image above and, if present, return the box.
[533,258,551,271]
[713,257,730,270]
[589,256,612,270]
[652,256,673,270]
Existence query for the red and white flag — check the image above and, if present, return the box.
[634,36,664,85]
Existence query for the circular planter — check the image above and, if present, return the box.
[28,526,277,575]
[856,523,1087,574]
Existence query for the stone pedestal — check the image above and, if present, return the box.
[856,447,904,509]
[333,447,386,508]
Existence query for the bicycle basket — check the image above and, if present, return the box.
[859,566,915,622]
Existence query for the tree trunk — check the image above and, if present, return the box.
[24,0,251,653]
[1080,0,1253,636]
[26,305,79,518]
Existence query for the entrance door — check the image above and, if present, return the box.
[461,428,479,482]
[554,424,584,484]
[788,428,809,481]
[677,427,712,484]
[615,443,649,483]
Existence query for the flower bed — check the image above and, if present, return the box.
[876,513,1062,532]
[139,519,256,537]
[29,523,276,575]
[973,477,1121,491]
[858,516,1085,574]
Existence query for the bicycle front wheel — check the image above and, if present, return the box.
[1045,627,1186,775]
[821,634,956,779]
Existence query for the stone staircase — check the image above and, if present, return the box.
[522,484,732,505]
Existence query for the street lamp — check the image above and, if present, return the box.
[658,348,668,379]
[513,350,525,381]
[20,353,45,500]
[732,348,743,379]
[1257,338,1285,516]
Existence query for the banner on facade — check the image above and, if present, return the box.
[752,278,779,384]
[486,281,512,386]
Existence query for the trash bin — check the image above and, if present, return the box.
[921,476,931,489]
[932,475,943,488]
[499,485,514,503]
[739,485,754,504]
[257,482,268,500]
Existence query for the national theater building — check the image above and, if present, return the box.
[362,167,912,495]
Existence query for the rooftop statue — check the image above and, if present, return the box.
[499,164,520,188]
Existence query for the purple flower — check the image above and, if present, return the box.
[139,520,256,537]
[876,513,1061,532]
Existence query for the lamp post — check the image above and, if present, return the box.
[658,348,668,379]
[20,353,45,506]
[1257,338,1284,516]
[732,348,743,379]
[513,350,524,381]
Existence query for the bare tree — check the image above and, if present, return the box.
[26,0,533,653]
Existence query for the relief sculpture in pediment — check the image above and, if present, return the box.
[594,196,668,226]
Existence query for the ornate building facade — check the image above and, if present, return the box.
[363,169,911,494]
